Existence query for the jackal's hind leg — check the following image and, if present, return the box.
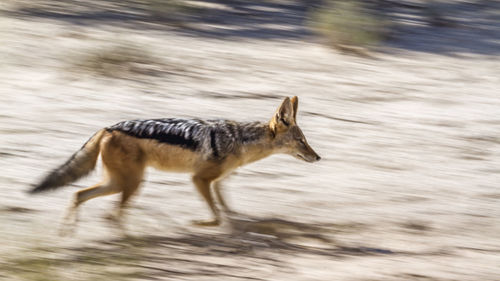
[192,175,220,226]
[59,181,120,236]
[107,179,142,228]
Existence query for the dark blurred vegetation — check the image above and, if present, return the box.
[4,0,500,55]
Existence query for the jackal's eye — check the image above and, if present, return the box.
[298,139,306,146]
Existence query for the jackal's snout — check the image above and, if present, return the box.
[309,151,321,162]
[295,141,321,163]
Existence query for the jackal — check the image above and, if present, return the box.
[30,96,320,229]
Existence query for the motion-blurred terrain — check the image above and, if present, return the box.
[0,0,499,280]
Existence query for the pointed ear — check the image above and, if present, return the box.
[269,97,293,137]
[276,97,293,124]
[291,96,298,120]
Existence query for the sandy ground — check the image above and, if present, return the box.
[0,1,499,280]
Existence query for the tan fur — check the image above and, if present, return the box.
[35,96,320,233]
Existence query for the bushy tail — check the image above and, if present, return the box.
[29,129,106,194]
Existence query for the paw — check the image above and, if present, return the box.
[58,223,76,237]
[223,208,238,216]
[104,213,126,227]
[104,213,120,222]
[191,219,220,227]
[59,213,78,237]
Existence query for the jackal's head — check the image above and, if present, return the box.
[269,96,321,163]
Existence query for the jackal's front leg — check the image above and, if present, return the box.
[213,181,233,214]
[192,175,220,226]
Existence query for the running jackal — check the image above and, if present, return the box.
[30,96,321,228]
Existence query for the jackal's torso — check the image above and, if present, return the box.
[105,118,272,173]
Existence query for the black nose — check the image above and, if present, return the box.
[316,155,321,161]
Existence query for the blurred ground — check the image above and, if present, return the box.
[0,0,499,280]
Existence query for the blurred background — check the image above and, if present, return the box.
[1,0,499,280]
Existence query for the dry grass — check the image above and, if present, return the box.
[73,45,163,78]
[308,0,388,52]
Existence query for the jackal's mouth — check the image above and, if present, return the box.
[295,153,309,162]
[295,153,320,163]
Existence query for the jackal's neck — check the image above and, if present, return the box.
[237,121,275,165]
